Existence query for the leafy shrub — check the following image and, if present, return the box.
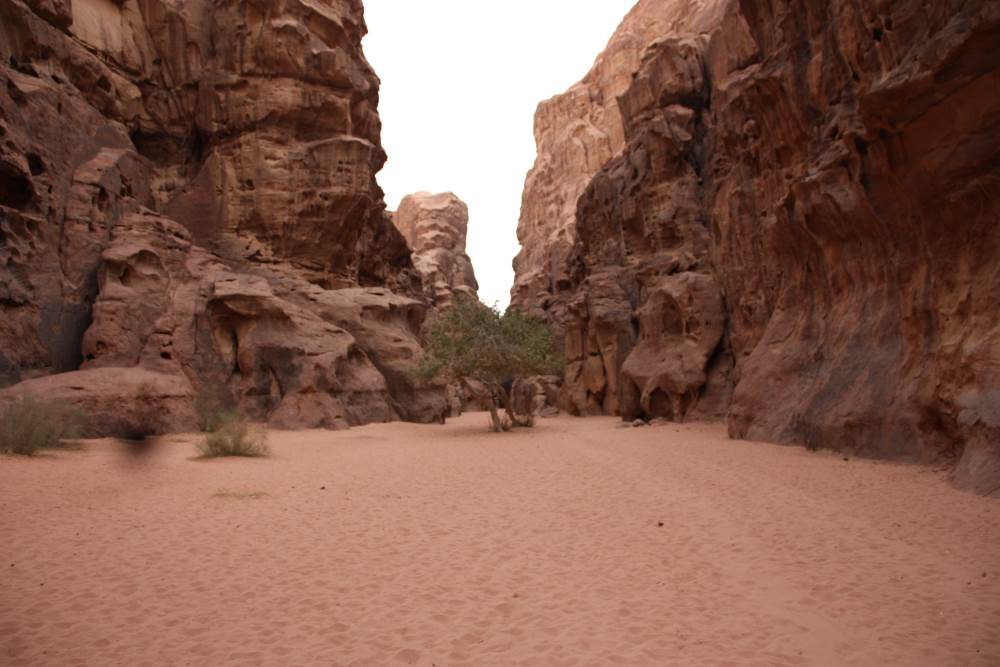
[197,414,269,458]
[0,397,84,455]
[414,298,562,432]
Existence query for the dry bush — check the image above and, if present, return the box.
[197,414,269,458]
[0,397,84,456]
[194,382,236,433]
[212,490,269,500]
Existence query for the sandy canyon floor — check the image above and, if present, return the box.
[1,413,998,666]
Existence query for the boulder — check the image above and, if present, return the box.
[0,367,197,437]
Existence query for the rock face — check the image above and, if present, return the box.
[393,192,479,306]
[513,0,1000,495]
[0,0,448,431]
[510,0,724,332]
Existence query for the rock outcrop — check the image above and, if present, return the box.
[0,0,448,432]
[510,0,724,333]
[393,192,479,306]
[513,0,1000,495]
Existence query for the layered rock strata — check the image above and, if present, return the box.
[514,0,1000,495]
[0,0,447,431]
[393,192,479,306]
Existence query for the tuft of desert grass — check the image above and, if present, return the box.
[197,414,269,458]
[212,490,269,500]
[194,382,237,433]
[0,397,84,456]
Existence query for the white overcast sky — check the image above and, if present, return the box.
[362,1,636,309]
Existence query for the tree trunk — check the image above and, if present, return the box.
[501,381,534,428]
[486,386,503,433]
[501,384,515,423]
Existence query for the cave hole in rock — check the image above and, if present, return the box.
[855,136,870,156]
[27,154,44,176]
[188,129,206,166]
[208,307,245,379]
[228,330,240,375]
[267,366,284,404]
[0,166,32,210]
[95,187,110,211]
[649,389,673,419]
[118,265,134,287]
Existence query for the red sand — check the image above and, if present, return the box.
[2,413,998,666]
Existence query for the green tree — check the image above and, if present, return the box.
[414,298,562,432]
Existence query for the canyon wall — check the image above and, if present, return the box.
[514,0,1000,495]
[510,0,725,332]
[0,0,449,432]
[393,192,479,306]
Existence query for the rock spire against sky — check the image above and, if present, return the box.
[363,0,638,309]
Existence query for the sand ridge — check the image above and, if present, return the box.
[1,413,998,666]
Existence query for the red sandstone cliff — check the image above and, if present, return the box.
[513,0,1000,495]
[0,0,447,432]
[510,0,725,330]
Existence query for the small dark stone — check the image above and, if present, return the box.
[657,522,664,527]
[843,457,850,462]
[320,486,326,490]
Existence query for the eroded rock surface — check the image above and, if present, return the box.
[0,0,450,432]
[510,0,725,332]
[393,192,479,306]
[79,204,448,431]
[514,0,1000,494]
